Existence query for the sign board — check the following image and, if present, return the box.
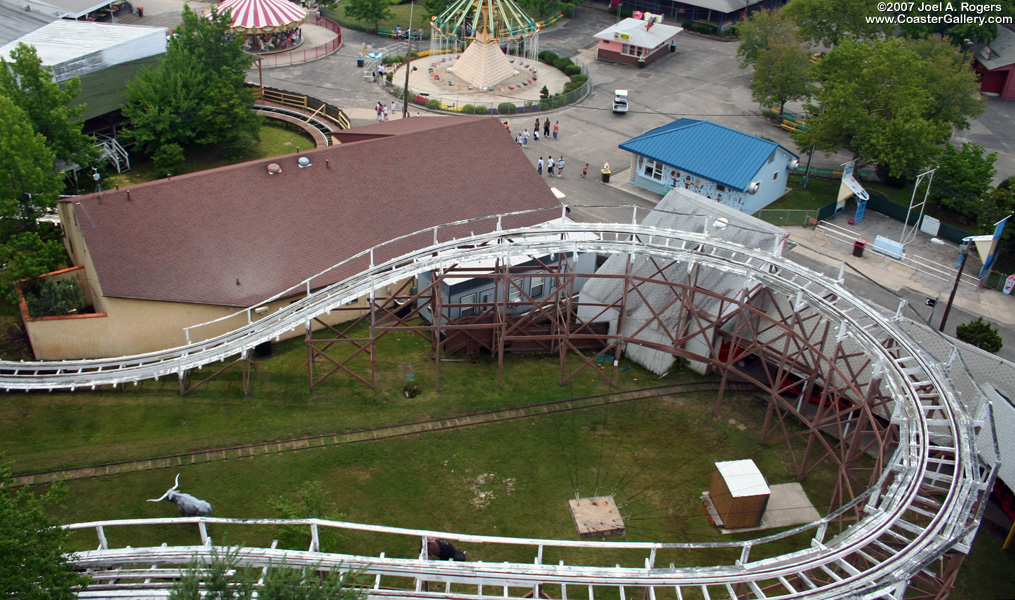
[1005,274,1015,295]
[920,215,941,237]
[979,216,1010,279]
[837,161,869,217]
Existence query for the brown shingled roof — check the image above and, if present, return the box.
[66,117,560,307]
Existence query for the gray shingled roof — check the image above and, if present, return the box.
[581,187,789,322]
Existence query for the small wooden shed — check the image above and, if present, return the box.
[709,459,770,529]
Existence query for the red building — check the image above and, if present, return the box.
[973,25,1015,98]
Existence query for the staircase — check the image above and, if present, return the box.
[95,134,130,174]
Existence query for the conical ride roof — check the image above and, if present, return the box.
[449,30,518,88]
[208,0,307,34]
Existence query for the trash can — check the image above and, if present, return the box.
[601,169,612,184]
[137,6,143,16]
[357,57,364,67]
[670,42,676,53]
[853,238,866,258]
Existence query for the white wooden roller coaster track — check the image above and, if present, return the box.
[6,205,990,599]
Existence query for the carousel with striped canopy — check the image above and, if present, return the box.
[207,0,308,53]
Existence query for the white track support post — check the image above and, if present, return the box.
[96,525,108,550]
[309,523,320,552]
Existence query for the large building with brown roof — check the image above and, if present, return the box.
[26,117,562,359]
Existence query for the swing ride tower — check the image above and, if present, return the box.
[429,0,541,89]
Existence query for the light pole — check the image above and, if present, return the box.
[933,237,972,333]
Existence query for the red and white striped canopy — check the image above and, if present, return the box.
[208,0,307,34]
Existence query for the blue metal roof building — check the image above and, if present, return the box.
[619,119,799,214]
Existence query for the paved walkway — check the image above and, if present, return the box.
[134,0,1015,359]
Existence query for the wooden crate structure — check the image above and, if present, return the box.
[708,459,771,529]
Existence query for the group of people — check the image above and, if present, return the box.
[375,100,397,121]
[534,118,560,140]
[503,118,561,141]
[394,26,426,41]
[245,29,302,53]
[536,156,567,178]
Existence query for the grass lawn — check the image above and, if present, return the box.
[2,319,838,569]
[104,122,314,188]
[331,2,438,36]
[0,317,1008,595]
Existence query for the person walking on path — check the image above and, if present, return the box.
[556,156,565,178]
[522,129,529,148]
[553,121,560,140]
[582,163,588,178]
[547,158,555,177]
[534,118,541,137]
[543,118,550,137]
[537,157,544,176]
[516,133,524,147]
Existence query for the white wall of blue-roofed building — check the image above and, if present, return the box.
[627,146,798,214]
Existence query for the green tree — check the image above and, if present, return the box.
[268,481,344,550]
[749,39,812,115]
[909,37,985,130]
[978,179,1015,250]
[0,459,90,599]
[930,143,997,218]
[0,43,98,170]
[122,5,260,157]
[900,0,1014,45]
[955,317,1003,353]
[793,38,953,178]
[0,95,62,233]
[343,0,394,33]
[0,96,67,310]
[423,0,449,17]
[153,143,187,177]
[518,0,576,19]
[782,0,891,47]
[735,9,799,67]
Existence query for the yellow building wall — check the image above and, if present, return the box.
[25,292,377,360]
[31,202,385,360]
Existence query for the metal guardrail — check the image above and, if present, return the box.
[380,57,591,115]
[256,17,343,68]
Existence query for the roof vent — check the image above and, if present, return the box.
[298,157,311,168]
[745,181,760,195]
[267,163,282,175]
[787,158,799,171]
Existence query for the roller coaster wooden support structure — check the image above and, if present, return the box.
[0,210,995,600]
[178,350,252,396]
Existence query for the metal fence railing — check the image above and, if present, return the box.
[754,208,819,228]
[379,56,590,115]
[257,17,343,68]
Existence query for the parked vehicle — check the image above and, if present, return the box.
[613,90,628,113]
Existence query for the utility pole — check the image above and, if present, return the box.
[402,2,414,119]
[938,240,971,333]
